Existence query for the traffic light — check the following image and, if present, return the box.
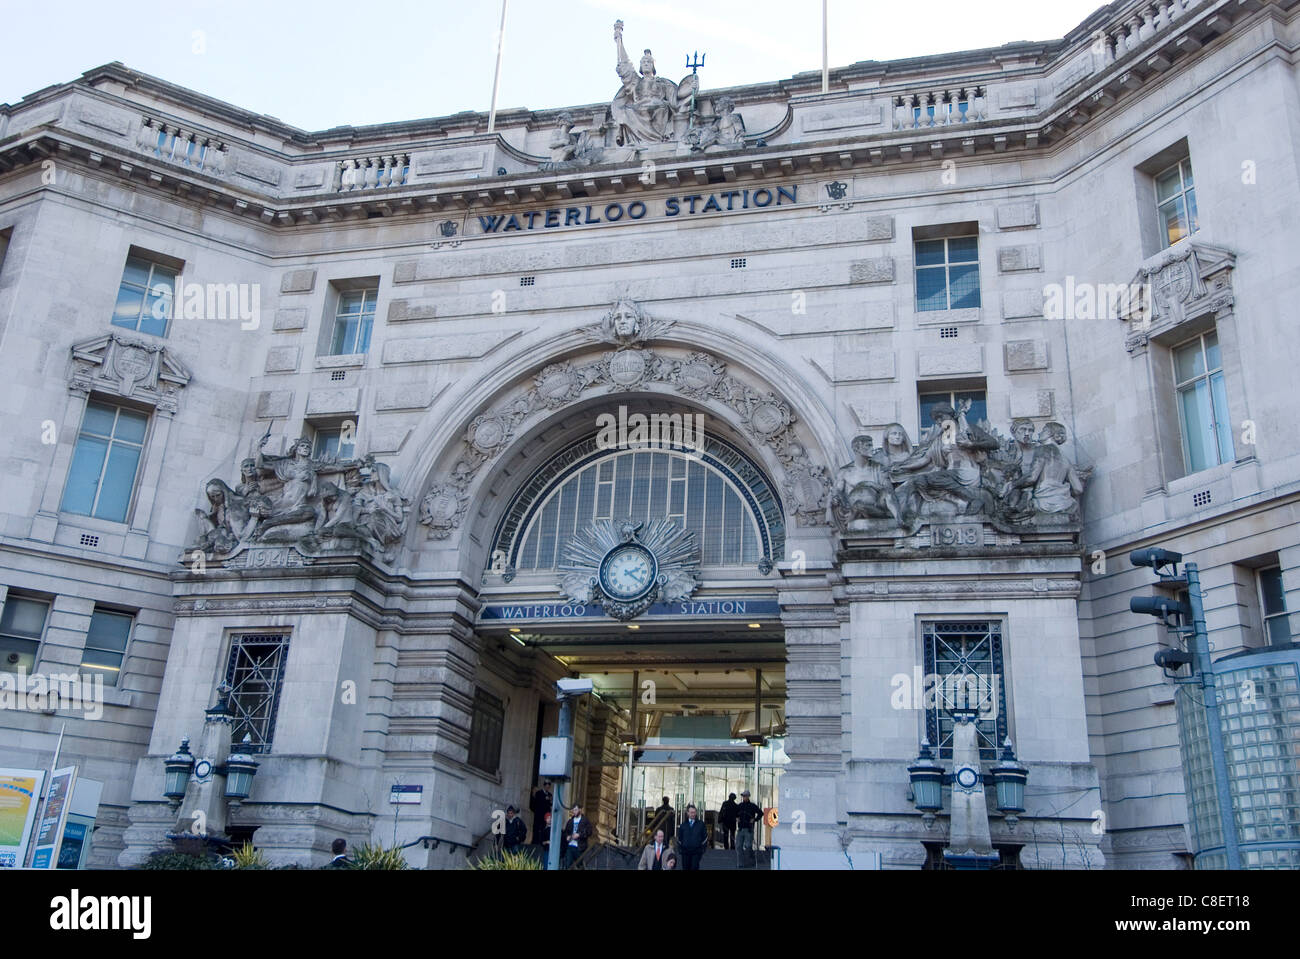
[1129,547,1184,579]
[1129,594,1190,624]
[1130,545,1194,672]
[1154,648,1194,670]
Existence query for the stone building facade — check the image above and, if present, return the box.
[1,0,1298,869]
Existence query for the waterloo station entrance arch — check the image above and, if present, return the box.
[417,301,841,864]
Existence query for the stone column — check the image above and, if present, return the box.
[771,530,846,869]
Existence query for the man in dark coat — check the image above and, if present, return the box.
[676,803,708,870]
[561,804,593,869]
[718,793,738,850]
[530,781,553,844]
[503,805,528,853]
[735,790,764,868]
[656,796,676,843]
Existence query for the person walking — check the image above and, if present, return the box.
[637,828,676,870]
[734,789,763,868]
[676,804,707,871]
[325,837,351,869]
[502,804,528,853]
[656,796,676,843]
[530,781,553,844]
[561,804,593,869]
[718,793,738,850]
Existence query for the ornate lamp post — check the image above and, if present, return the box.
[161,683,260,842]
[907,740,945,825]
[990,738,1028,826]
[163,738,195,806]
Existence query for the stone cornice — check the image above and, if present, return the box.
[0,1,1289,228]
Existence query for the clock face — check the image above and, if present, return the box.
[955,766,979,789]
[599,544,658,600]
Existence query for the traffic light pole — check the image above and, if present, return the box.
[546,694,574,872]
[1184,563,1241,869]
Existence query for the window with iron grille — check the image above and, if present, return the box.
[468,688,505,774]
[224,632,291,754]
[922,620,1008,760]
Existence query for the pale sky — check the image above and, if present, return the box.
[2,0,1107,130]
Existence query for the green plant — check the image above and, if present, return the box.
[467,848,543,870]
[350,842,410,870]
[231,841,271,870]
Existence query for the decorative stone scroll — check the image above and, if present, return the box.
[832,407,1092,537]
[1121,242,1236,353]
[418,298,832,539]
[185,439,409,565]
[70,331,191,413]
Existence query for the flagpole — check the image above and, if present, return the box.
[821,0,829,94]
[487,0,510,133]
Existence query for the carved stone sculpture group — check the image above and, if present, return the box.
[187,436,409,564]
[539,20,746,171]
[832,405,1091,535]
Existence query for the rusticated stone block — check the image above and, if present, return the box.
[848,257,895,285]
[280,270,316,294]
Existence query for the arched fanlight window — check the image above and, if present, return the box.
[491,435,783,574]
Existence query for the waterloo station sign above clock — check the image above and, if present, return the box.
[453,184,800,239]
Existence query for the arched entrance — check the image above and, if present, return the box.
[401,304,842,866]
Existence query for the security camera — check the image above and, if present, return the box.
[556,678,593,697]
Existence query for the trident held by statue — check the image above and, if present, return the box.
[684,51,706,129]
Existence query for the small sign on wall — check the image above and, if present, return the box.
[390,785,423,805]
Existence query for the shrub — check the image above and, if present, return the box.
[231,841,271,870]
[350,842,410,870]
[467,848,543,870]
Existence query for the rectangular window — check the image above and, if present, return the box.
[468,688,505,774]
[312,425,355,462]
[224,633,291,754]
[112,254,177,337]
[922,620,1008,761]
[81,608,132,687]
[61,400,148,523]
[1173,331,1233,473]
[1258,567,1292,646]
[0,596,49,674]
[329,288,377,355]
[1155,158,1198,249]
[918,389,987,436]
[915,235,980,312]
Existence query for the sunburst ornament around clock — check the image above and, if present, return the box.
[558,518,700,620]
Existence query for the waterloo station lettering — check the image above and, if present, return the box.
[474,185,798,235]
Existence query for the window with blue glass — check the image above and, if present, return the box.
[0,595,49,674]
[918,389,988,436]
[1173,331,1233,474]
[329,288,376,355]
[112,254,177,337]
[61,400,148,523]
[916,235,981,312]
[81,608,132,687]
